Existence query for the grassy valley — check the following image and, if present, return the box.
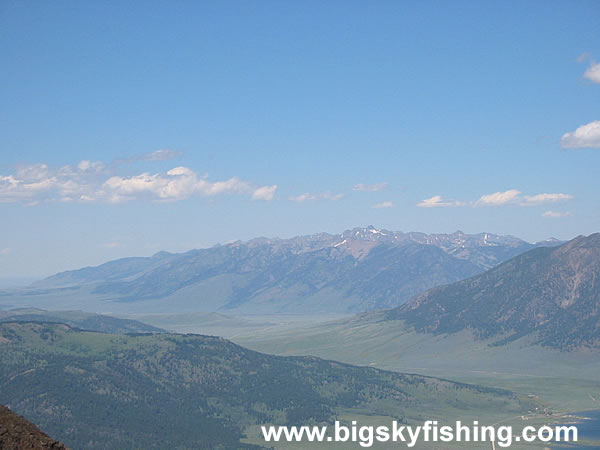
[235,315,600,413]
[0,322,540,449]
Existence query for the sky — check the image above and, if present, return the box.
[1,0,599,278]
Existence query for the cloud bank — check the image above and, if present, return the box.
[0,160,276,205]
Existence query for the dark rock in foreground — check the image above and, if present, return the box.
[0,404,68,450]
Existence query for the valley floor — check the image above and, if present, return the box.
[111,310,600,448]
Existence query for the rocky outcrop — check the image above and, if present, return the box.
[0,405,67,450]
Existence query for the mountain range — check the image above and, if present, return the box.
[387,232,600,350]
[238,234,600,365]
[1,227,561,314]
[234,234,600,420]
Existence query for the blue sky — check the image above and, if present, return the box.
[1,0,599,277]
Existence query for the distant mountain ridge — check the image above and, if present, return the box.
[386,233,600,349]
[5,227,561,314]
[39,227,553,288]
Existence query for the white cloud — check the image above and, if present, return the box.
[583,62,600,84]
[0,160,275,204]
[417,195,463,208]
[474,189,521,206]
[252,185,278,201]
[561,120,600,148]
[103,168,262,202]
[201,177,250,196]
[103,242,120,248]
[352,182,388,192]
[17,163,50,180]
[542,210,572,218]
[521,193,574,205]
[289,193,315,202]
[166,166,193,177]
[372,201,393,209]
[77,160,105,172]
[289,191,344,202]
[0,173,56,203]
[474,190,574,207]
[0,248,10,256]
[418,190,574,209]
[0,160,116,203]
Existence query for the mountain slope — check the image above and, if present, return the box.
[386,233,600,349]
[3,227,555,314]
[32,252,176,288]
[0,322,534,449]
